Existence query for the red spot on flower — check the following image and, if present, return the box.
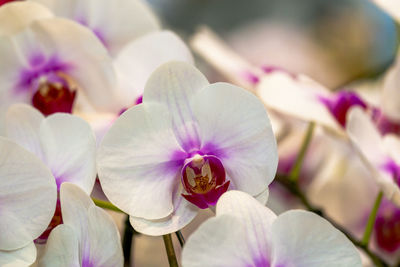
[32,82,76,116]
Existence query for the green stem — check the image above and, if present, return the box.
[175,230,185,247]
[163,234,179,267]
[289,121,315,182]
[361,191,383,247]
[92,198,123,213]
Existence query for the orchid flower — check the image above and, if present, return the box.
[5,104,96,242]
[30,0,160,56]
[97,61,278,235]
[0,2,118,118]
[27,0,195,141]
[0,136,57,266]
[39,183,123,267]
[182,190,362,267]
[347,107,400,206]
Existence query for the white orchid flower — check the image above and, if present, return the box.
[182,190,362,267]
[5,104,96,242]
[347,107,400,206]
[0,137,57,266]
[0,3,118,117]
[97,61,278,235]
[39,183,123,267]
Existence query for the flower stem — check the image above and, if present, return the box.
[175,230,185,247]
[163,234,179,267]
[289,121,315,182]
[92,198,123,213]
[361,191,383,247]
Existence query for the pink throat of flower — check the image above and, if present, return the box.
[181,154,229,209]
[32,81,76,116]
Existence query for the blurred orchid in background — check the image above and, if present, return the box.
[97,61,278,235]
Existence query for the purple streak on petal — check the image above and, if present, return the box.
[374,198,400,252]
[318,90,367,127]
[371,108,400,136]
[381,160,400,186]
[248,256,271,267]
[261,65,297,79]
[82,257,95,267]
[135,95,143,105]
[16,54,73,93]
[75,18,109,49]
[241,71,260,84]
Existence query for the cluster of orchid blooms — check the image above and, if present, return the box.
[1,0,400,266]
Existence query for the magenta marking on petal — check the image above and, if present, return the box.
[318,90,367,127]
[16,54,73,93]
[135,95,143,105]
[241,71,260,84]
[381,160,400,186]
[371,108,400,136]
[261,65,297,79]
[374,198,400,252]
[75,18,109,49]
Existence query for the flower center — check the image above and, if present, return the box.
[32,80,76,116]
[319,91,367,127]
[181,155,230,209]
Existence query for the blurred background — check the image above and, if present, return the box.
[148,0,399,88]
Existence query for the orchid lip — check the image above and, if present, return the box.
[181,154,229,209]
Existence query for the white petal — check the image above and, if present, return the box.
[85,207,123,266]
[39,113,96,193]
[347,108,400,203]
[114,31,194,106]
[270,210,361,267]
[0,137,57,250]
[182,215,252,267]
[39,224,80,267]
[6,104,45,160]
[183,191,276,267]
[6,105,96,193]
[383,134,400,165]
[216,191,276,258]
[143,61,209,151]
[60,183,123,267]
[97,103,185,220]
[0,243,36,267]
[192,83,278,195]
[0,2,53,36]
[31,0,160,55]
[346,107,386,167]
[257,71,341,131]
[130,187,198,236]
